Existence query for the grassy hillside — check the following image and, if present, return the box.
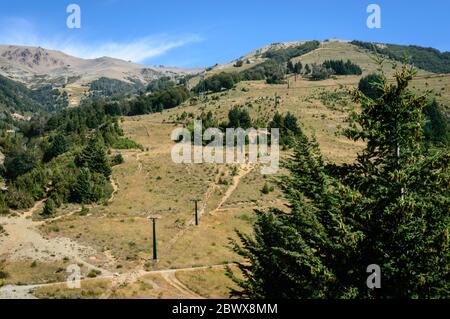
[351,40,450,73]
[1,39,449,299]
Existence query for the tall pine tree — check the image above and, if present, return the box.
[229,63,449,299]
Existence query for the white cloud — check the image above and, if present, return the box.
[0,17,203,62]
[61,35,203,62]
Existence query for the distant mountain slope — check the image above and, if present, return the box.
[0,45,203,107]
[351,41,450,74]
[0,73,67,114]
[0,45,203,87]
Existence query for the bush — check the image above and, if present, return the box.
[234,60,244,67]
[87,269,102,278]
[322,60,362,75]
[111,153,124,166]
[309,64,334,81]
[358,73,384,99]
[194,72,240,93]
[6,186,35,209]
[41,198,56,217]
[261,182,271,194]
[4,150,37,180]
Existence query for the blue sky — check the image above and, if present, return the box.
[0,0,448,67]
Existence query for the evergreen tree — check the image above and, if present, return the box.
[72,167,93,204]
[358,73,384,99]
[4,150,37,180]
[44,135,69,162]
[228,107,252,129]
[0,193,9,215]
[294,62,303,74]
[423,99,449,146]
[75,137,112,177]
[287,61,295,74]
[41,198,56,217]
[304,64,311,74]
[229,64,449,299]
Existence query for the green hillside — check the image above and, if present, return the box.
[351,40,450,73]
[0,74,68,114]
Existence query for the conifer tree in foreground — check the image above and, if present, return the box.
[228,63,449,299]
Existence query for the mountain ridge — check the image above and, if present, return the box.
[0,44,203,88]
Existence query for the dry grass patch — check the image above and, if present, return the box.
[176,266,240,298]
[33,278,112,299]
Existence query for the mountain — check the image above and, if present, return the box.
[0,45,203,106]
[0,45,202,86]
[207,39,450,76]
[0,73,68,114]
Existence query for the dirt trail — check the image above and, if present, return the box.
[210,163,254,215]
[0,264,231,299]
[160,270,203,299]
[109,176,119,202]
[165,163,254,251]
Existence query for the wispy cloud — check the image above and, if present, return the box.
[0,17,203,63]
[61,35,203,62]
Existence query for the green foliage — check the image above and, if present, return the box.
[309,63,334,81]
[194,72,240,93]
[359,75,449,147]
[146,77,175,92]
[43,135,69,162]
[0,88,140,212]
[6,185,35,209]
[129,86,191,115]
[228,107,252,129]
[358,73,384,99]
[75,138,112,177]
[269,112,301,147]
[0,193,9,215]
[234,60,244,67]
[235,42,319,84]
[262,41,321,63]
[111,153,124,166]
[260,182,274,194]
[230,65,450,299]
[4,150,37,180]
[89,77,144,97]
[240,60,284,82]
[294,62,303,74]
[0,75,68,114]
[423,99,449,146]
[323,60,362,75]
[41,198,56,217]
[352,40,450,73]
[30,85,69,112]
[304,64,311,74]
[111,137,143,150]
[71,167,112,204]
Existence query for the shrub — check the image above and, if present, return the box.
[234,60,244,67]
[358,73,384,99]
[41,198,56,217]
[87,269,102,278]
[323,60,362,75]
[111,153,124,166]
